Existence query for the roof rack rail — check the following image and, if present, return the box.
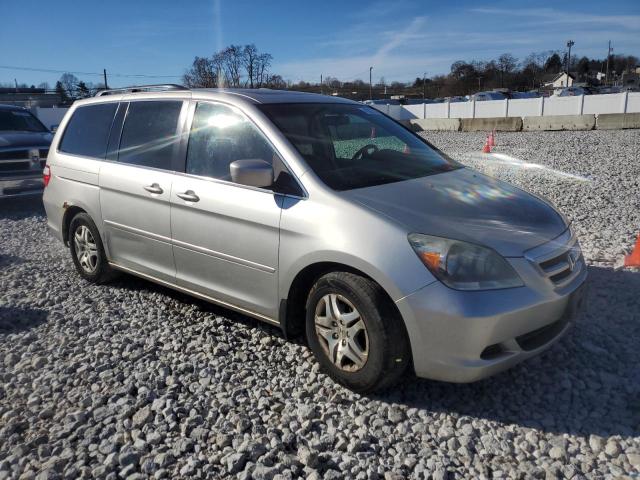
[95,84,189,97]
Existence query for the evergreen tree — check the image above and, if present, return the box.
[55,81,69,104]
[77,81,90,98]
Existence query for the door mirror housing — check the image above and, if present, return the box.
[230,159,274,188]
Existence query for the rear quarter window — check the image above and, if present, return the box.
[59,103,118,159]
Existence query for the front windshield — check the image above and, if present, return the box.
[0,109,48,132]
[259,103,460,190]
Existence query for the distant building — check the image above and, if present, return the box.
[0,88,64,108]
[543,72,575,89]
[620,71,639,91]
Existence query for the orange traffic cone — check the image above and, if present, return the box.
[488,129,496,147]
[624,234,640,267]
[482,136,491,153]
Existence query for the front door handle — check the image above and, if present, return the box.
[176,190,200,203]
[143,183,163,194]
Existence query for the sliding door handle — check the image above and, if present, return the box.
[143,183,163,194]
[176,190,200,202]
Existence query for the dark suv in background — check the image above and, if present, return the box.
[0,105,52,198]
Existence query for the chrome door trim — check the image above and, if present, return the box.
[104,219,172,244]
[104,219,275,273]
[172,170,308,200]
[172,239,276,273]
[57,175,100,187]
[108,261,280,326]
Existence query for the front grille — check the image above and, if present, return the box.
[0,161,31,173]
[525,229,584,288]
[539,245,583,285]
[0,148,48,175]
[0,149,30,160]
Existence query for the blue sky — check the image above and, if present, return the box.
[2,0,639,88]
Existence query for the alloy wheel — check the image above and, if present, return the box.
[314,293,369,372]
[73,225,99,273]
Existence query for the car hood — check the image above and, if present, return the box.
[342,167,567,257]
[0,131,53,149]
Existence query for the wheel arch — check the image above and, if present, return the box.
[279,260,408,344]
[62,205,88,247]
[60,196,103,248]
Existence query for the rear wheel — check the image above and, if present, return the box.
[69,213,114,284]
[305,271,410,393]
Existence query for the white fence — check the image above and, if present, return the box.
[375,92,640,120]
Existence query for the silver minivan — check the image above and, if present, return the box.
[43,85,587,392]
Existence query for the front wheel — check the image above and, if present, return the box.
[305,272,410,393]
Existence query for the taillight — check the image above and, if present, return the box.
[43,165,51,187]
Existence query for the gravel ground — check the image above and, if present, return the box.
[1,130,639,480]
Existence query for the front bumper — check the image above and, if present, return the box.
[396,255,587,383]
[0,174,44,198]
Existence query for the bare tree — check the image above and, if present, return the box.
[183,56,218,88]
[497,53,517,87]
[265,74,286,89]
[211,51,227,87]
[325,77,341,90]
[184,44,277,90]
[521,52,547,88]
[59,73,79,99]
[221,45,244,87]
[255,53,272,87]
[243,44,258,88]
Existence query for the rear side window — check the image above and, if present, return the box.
[59,103,118,158]
[118,101,182,170]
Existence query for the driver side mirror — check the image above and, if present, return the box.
[230,159,273,188]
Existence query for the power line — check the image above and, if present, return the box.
[0,65,182,79]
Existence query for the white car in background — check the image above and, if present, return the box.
[471,91,507,102]
[555,86,593,97]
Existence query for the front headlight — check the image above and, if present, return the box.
[408,233,523,291]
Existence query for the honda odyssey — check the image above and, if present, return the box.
[43,85,587,392]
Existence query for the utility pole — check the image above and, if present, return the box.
[14,79,18,93]
[103,69,108,89]
[369,66,373,100]
[477,76,482,92]
[422,72,426,100]
[566,40,574,74]
[605,41,613,85]
[320,74,323,95]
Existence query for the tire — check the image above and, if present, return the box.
[305,271,410,393]
[69,212,114,284]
